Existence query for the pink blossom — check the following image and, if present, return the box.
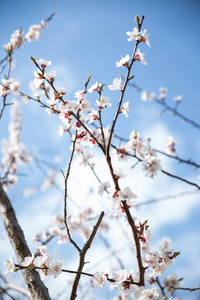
[87,108,98,124]
[166,136,178,156]
[88,81,99,93]
[141,29,151,47]
[134,49,147,65]
[3,29,24,51]
[25,24,42,42]
[116,55,130,68]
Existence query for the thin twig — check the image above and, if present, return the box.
[70,211,104,300]
[126,80,200,130]
[62,133,81,252]
[134,189,199,208]
[153,148,200,169]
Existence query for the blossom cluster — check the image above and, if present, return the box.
[3,19,48,52]
[2,15,188,300]
[140,87,182,109]
[93,268,181,299]
[0,100,31,190]
[0,78,21,97]
[114,131,161,177]
[33,209,109,246]
[4,246,62,281]
[93,238,181,299]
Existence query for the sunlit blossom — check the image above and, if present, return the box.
[108,78,123,91]
[116,55,130,68]
[126,27,140,41]
[48,259,62,278]
[4,256,15,274]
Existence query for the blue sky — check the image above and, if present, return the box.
[0,0,200,299]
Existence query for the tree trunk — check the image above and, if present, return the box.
[0,183,51,300]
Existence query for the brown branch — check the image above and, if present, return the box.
[107,43,138,154]
[70,111,105,152]
[0,182,51,299]
[70,211,104,300]
[153,148,200,169]
[121,201,145,286]
[161,169,200,189]
[155,277,166,297]
[106,16,145,154]
[62,133,81,252]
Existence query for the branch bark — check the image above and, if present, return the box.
[0,182,51,300]
[70,211,104,300]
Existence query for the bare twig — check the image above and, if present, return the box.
[134,189,199,208]
[126,80,200,130]
[62,133,81,252]
[70,211,104,300]
[153,148,200,169]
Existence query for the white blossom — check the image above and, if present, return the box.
[121,101,130,118]
[108,78,123,91]
[37,58,51,68]
[118,187,137,204]
[4,256,15,274]
[98,182,110,196]
[48,259,62,278]
[93,272,107,288]
[116,55,130,67]
[141,29,151,47]
[163,274,182,294]
[21,254,35,267]
[126,27,140,41]
[88,81,99,93]
[173,95,182,102]
[135,49,147,65]
[96,95,111,109]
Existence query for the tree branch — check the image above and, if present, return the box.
[70,211,104,300]
[0,182,51,300]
